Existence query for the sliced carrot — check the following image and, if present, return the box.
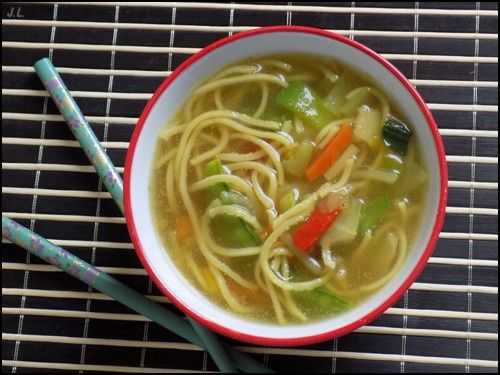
[175,215,192,241]
[306,122,353,182]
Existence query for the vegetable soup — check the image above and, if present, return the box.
[151,54,428,324]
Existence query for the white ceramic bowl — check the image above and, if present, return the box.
[124,26,448,346]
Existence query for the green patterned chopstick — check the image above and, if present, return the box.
[1,216,269,373]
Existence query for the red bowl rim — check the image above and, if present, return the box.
[124,25,448,347]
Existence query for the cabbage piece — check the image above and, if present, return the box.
[320,198,362,248]
[353,105,382,149]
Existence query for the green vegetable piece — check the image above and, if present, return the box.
[283,142,314,178]
[359,195,392,234]
[340,88,370,117]
[295,287,349,312]
[212,189,261,247]
[276,82,333,128]
[211,215,261,247]
[353,105,382,149]
[278,189,299,214]
[204,160,261,247]
[383,117,413,155]
[204,158,229,198]
[261,104,289,123]
[321,198,362,247]
[324,73,355,115]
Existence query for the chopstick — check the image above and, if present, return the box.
[4,57,270,373]
[2,215,268,373]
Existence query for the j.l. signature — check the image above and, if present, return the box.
[5,6,24,18]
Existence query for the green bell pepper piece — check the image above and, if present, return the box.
[359,195,392,234]
[204,165,261,247]
[295,287,349,312]
[276,82,333,128]
[204,158,229,199]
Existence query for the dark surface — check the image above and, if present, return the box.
[2,2,498,373]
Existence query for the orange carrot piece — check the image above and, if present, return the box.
[175,215,192,241]
[306,122,353,182]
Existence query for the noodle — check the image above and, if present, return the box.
[253,82,269,118]
[227,161,278,200]
[189,175,254,198]
[190,127,230,165]
[194,73,287,96]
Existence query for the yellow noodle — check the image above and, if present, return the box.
[270,247,292,258]
[258,59,292,72]
[264,271,286,324]
[359,229,406,293]
[254,258,266,291]
[159,124,185,142]
[251,171,275,210]
[208,204,263,232]
[155,147,178,169]
[200,212,261,257]
[227,161,278,200]
[259,212,333,291]
[210,265,254,313]
[282,290,307,322]
[253,82,269,118]
[199,132,220,144]
[165,161,179,213]
[349,230,374,260]
[213,64,261,80]
[275,254,307,322]
[214,88,225,110]
[190,127,230,165]
[317,64,339,83]
[178,132,257,291]
[182,95,198,122]
[232,112,282,131]
[194,160,203,180]
[194,73,287,96]
[229,133,285,185]
[219,150,267,162]
[186,255,208,290]
[189,175,254,198]
[175,111,290,176]
[192,95,207,118]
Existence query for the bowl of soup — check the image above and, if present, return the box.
[124,26,448,346]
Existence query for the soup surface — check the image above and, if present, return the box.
[151,54,427,324]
